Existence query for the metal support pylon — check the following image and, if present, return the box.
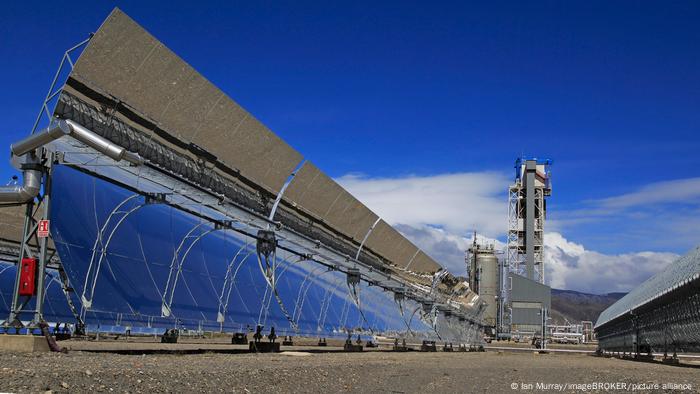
[2,35,91,331]
[4,153,54,329]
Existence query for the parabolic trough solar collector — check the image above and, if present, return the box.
[2,8,486,341]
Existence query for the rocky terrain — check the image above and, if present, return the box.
[1,345,698,393]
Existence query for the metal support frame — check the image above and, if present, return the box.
[80,195,147,317]
[267,160,305,223]
[54,123,482,330]
[30,37,91,136]
[2,36,91,331]
[217,242,253,324]
[48,134,484,334]
[355,217,381,261]
[55,265,84,329]
[292,266,331,326]
[3,154,54,329]
[505,161,547,283]
[161,222,231,317]
[502,159,550,335]
[13,24,490,340]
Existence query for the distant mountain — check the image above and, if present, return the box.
[549,288,626,325]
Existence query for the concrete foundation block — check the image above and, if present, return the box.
[343,344,363,352]
[0,335,50,352]
[249,341,280,353]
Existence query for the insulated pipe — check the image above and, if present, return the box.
[10,120,71,157]
[3,119,143,204]
[11,119,143,165]
[0,164,42,203]
[64,119,144,165]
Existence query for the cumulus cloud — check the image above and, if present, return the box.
[394,224,504,276]
[337,171,684,294]
[337,172,508,237]
[543,233,678,293]
[394,224,678,294]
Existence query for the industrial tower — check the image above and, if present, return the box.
[500,158,552,337]
[506,158,552,283]
[466,233,499,335]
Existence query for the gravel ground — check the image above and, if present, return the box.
[1,346,699,393]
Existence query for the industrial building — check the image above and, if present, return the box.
[506,273,551,336]
[464,159,553,340]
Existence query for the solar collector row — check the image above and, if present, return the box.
[62,8,441,277]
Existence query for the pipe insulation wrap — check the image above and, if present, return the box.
[10,119,143,166]
[10,120,71,157]
[0,166,42,203]
[2,119,144,204]
[64,119,144,165]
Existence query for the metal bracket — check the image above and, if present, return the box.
[355,217,381,260]
[215,220,235,230]
[145,192,168,205]
[256,229,277,259]
[394,289,405,303]
[267,160,305,223]
[346,268,361,287]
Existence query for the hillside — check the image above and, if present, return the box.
[549,288,626,325]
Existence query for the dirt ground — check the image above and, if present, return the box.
[1,342,699,393]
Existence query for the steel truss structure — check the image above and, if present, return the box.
[500,159,551,334]
[505,172,547,283]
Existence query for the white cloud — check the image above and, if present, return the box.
[337,171,684,294]
[394,224,503,276]
[552,177,700,252]
[337,172,508,237]
[543,232,678,293]
[595,177,700,209]
[394,224,678,294]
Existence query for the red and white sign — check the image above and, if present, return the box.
[37,219,50,238]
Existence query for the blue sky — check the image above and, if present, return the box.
[1,1,699,292]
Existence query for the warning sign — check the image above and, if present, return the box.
[37,220,50,238]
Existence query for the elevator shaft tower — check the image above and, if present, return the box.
[506,158,551,283]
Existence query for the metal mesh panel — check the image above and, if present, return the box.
[364,221,441,274]
[409,251,441,274]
